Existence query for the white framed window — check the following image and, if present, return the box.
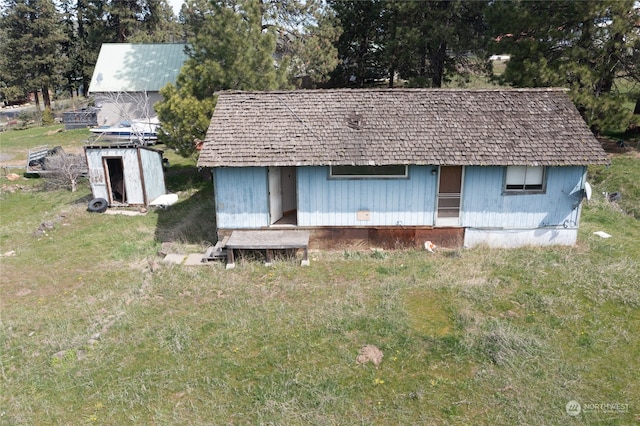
[504,166,546,193]
[329,165,408,179]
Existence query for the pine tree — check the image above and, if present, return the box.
[329,0,387,87]
[129,0,182,43]
[156,0,290,156]
[488,0,639,133]
[0,0,68,109]
[329,0,489,88]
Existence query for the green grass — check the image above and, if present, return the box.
[1,129,639,423]
[0,125,93,164]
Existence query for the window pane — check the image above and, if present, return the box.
[331,165,407,177]
[505,166,545,192]
[505,166,526,186]
[524,166,543,185]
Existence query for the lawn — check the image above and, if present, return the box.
[0,127,638,424]
[0,125,93,165]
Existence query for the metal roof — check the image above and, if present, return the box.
[88,43,187,93]
[198,88,609,167]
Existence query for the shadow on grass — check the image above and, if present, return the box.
[154,164,218,245]
[72,192,93,206]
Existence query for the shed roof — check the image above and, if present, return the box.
[88,43,187,93]
[198,89,609,167]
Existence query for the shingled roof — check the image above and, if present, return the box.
[197,89,609,167]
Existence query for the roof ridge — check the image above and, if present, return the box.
[217,88,569,95]
[101,42,188,46]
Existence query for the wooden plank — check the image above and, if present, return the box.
[225,230,309,249]
[225,230,310,269]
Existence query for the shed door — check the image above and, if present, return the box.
[436,166,462,226]
[104,157,127,205]
[268,167,283,224]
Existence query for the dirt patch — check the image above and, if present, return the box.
[356,344,384,367]
[599,137,640,155]
[0,153,16,162]
[1,184,39,194]
[15,288,32,297]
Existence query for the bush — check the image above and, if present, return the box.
[42,107,55,125]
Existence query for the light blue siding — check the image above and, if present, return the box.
[213,165,586,233]
[139,148,166,203]
[462,166,586,229]
[297,166,438,226]
[214,167,269,228]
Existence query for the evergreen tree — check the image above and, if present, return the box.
[156,0,291,157]
[129,0,182,43]
[488,0,639,133]
[329,0,387,87]
[329,0,489,88]
[59,0,86,97]
[258,0,342,88]
[286,6,342,87]
[396,0,488,88]
[0,0,68,109]
[108,0,143,42]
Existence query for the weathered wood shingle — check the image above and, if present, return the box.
[197,89,609,167]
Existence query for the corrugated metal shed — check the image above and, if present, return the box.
[84,145,166,207]
[88,43,187,93]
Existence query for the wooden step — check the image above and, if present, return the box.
[202,236,230,261]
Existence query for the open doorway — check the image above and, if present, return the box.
[104,157,127,204]
[268,166,297,225]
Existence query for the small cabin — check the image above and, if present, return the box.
[84,145,166,207]
[197,89,609,249]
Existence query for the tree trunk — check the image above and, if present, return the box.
[387,7,398,88]
[431,41,447,88]
[82,76,90,97]
[634,97,640,115]
[41,86,52,109]
[595,32,623,95]
[33,91,41,112]
[419,43,427,79]
[357,38,368,87]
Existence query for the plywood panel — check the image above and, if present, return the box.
[439,166,462,193]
